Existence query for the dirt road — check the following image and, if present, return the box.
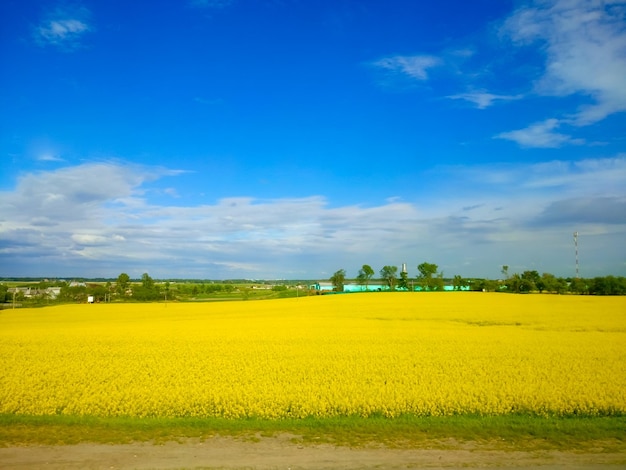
[1,434,624,469]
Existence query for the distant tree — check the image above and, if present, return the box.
[132,287,161,301]
[433,272,445,291]
[520,270,540,293]
[568,277,587,294]
[356,271,366,288]
[330,269,346,292]
[452,275,465,291]
[357,264,375,290]
[506,273,521,293]
[87,284,108,302]
[128,273,161,301]
[141,273,155,290]
[164,281,171,301]
[554,277,569,294]
[398,271,410,290]
[206,284,223,294]
[589,276,626,295]
[380,266,398,291]
[59,284,87,302]
[480,279,500,292]
[417,262,438,291]
[539,273,563,293]
[535,275,546,293]
[241,286,251,300]
[501,265,509,279]
[116,273,130,295]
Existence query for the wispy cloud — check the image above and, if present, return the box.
[33,4,93,50]
[1,159,624,278]
[534,197,626,226]
[501,0,626,126]
[447,90,523,109]
[494,118,585,148]
[373,55,442,81]
[371,1,625,148]
[36,154,66,163]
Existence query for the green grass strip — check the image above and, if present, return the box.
[2,414,625,450]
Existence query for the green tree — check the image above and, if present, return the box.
[476,278,500,292]
[539,272,564,293]
[206,284,223,294]
[356,264,375,290]
[164,281,171,301]
[506,273,521,293]
[501,265,509,279]
[380,266,398,291]
[554,277,569,294]
[59,284,87,302]
[356,271,366,288]
[589,276,626,295]
[116,273,130,295]
[330,269,346,292]
[521,270,540,293]
[241,286,251,300]
[129,273,160,301]
[417,262,438,291]
[568,277,587,294]
[433,273,445,291]
[141,273,155,290]
[398,271,410,290]
[87,284,108,302]
[452,275,465,291]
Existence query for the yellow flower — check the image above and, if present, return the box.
[0,293,624,418]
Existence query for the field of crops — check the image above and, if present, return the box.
[1,293,625,419]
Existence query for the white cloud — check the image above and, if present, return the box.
[37,154,66,162]
[447,91,523,109]
[33,5,93,50]
[163,188,180,198]
[373,55,442,81]
[450,155,626,198]
[501,0,626,126]
[71,234,110,246]
[494,118,585,148]
[1,160,624,278]
[535,196,626,226]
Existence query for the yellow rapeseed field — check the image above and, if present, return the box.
[1,293,625,419]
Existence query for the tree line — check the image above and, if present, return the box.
[330,263,452,292]
[329,263,626,295]
[2,266,625,307]
[0,273,305,307]
[0,273,168,305]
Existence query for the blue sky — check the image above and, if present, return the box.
[1,0,625,280]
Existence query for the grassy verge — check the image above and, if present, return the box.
[1,414,625,451]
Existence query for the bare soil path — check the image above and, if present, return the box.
[1,435,624,470]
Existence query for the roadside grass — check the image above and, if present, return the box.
[1,414,624,451]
